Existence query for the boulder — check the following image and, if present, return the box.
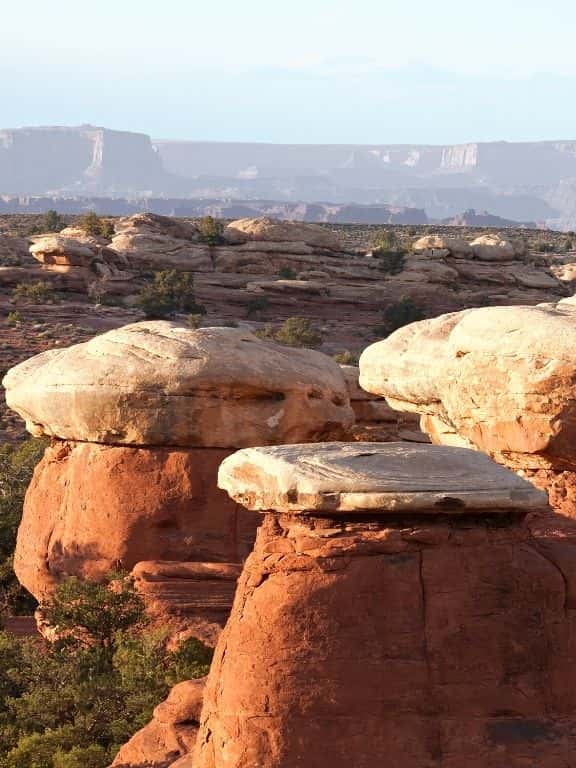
[223,217,341,251]
[194,442,576,768]
[469,234,517,261]
[15,442,258,603]
[3,322,353,447]
[412,234,472,256]
[112,679,205,768]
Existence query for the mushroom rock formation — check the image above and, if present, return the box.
[340,364,427,443]
[3,322,353,635]
[112,679,205,768]
[29,233,134,295]
[194,442,576,768]
[359,300,576,517]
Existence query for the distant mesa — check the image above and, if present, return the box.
[1,125,576,227]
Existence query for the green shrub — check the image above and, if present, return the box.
[136,271,206,319]
[77,213,114,240]
[0,438,47,616]
[0,575,213,767]
[278,266,297,280]
[6,311,22,327]
[186,313,204,330]
[197,216,224,246]
[332,350,359,366]
[42,210,66,234]
[245,296,269,320]
[11,281,57,305]
[257,317,322,349]
[373,296,424,338]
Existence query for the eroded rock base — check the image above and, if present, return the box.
[195,512,576,768]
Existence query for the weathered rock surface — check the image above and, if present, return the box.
[469,233,521,261]
[15,442,258,603]
[132,561,243,647]
[113,679,205,768]
[3,322,353,446]
[194,442,576,768]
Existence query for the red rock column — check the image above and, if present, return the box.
[194,442,576,768]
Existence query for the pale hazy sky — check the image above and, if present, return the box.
[2,0,576,143]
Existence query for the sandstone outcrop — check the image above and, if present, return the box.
[113,679,205,768]
[29,233,134,295]
[111,213,213,272]
[193,442,576,768]
[4,322,353,447]
[223,217,341,250]
[359,299,576,515]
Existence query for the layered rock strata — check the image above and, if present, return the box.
[359,299,576,516]
[194,442,576,768]
[3,322,353,637]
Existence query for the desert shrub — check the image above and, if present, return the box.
[373,296,424,338]
[78,213,114,240]
[0,575,212,768]
[371,231,406,275]
[186,313,204,330]
[0,438,47,616]
[245,296,269,320]
[11,281,57,305]
[534,240,554,253]
[332,350,359,365]
[136,270,206,319]
[43,210,66,233]
[257,317,322,349]
[6,311,22,327]
[278,266,297,280]
[197,216,224,246]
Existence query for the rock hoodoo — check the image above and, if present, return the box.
[194,441,576,768]
[3,322,353,638]
[359,299,576,517]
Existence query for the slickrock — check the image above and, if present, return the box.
[194,442,576,768]
[112,679,205,768]
[359,300,576,515]
[3,322,353,447]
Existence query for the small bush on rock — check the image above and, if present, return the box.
[333,350,359,365]
[136,270,206,319]
[78,212,114,239]
[11,281,57,305]
[245,296,269,320]
[371,231,406,275]
[197,216,224,246]
[278,266,297,279]
[373,296,424,338]
[257,317,323,349]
